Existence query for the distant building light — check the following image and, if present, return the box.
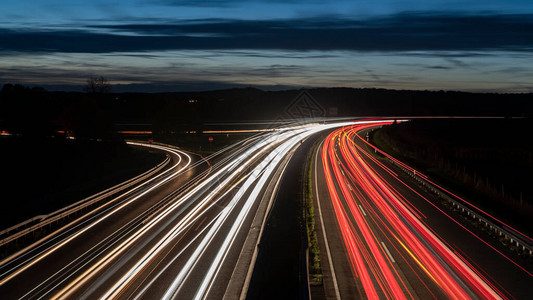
[188,99,198,103]
[60,130,76,139]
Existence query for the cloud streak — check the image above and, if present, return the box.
[1,13,532,53]
[2,12,532,93]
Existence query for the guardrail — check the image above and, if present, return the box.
[0,150,171,247]
[387,157,533,256]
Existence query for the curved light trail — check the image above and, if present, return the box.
[2,121,376,300]
[0,143,193,296]
[3,120,529,299]
[320,123,524,299]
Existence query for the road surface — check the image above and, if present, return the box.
[314,123,533,299]
[0,121,362,299]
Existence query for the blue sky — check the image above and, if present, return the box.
[1,0,533,92]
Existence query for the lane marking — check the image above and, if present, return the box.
[314,144,341,300]
[358,205,367,217]
[381,241,396,263]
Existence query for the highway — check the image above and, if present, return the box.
[0,142,203,299]
[315,123,533,299]
[0,121,361,299]
[3,119,527,299]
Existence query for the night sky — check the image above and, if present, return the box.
[1,0,532,92]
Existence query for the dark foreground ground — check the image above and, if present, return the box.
[0,137,164,230]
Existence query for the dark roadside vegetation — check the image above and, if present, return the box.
[3,83,530,155]
[0,138,164,230]
[372,118,533,235]
[2,83,531,156]
[0,84,165,232]
[2,84,531,136]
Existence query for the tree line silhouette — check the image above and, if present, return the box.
[1,84,532,141]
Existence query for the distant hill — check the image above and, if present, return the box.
[1,85,532,138]
[86,87,533,122]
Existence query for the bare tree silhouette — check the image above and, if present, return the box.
[84,76,111,93]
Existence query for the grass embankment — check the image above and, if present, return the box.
[304,143,322,284]
[371,119,533,235]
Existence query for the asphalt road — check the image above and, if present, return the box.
[314,123,533,299]
[0,122,363,300]
[245,132,323,300]
[0,142,207,299]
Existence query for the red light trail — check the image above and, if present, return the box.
[320,123,515,299]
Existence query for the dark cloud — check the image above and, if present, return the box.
[102,53,162,59]
[152,0,239,8]
[212,50,339,59]
[1,13,532,53]
[425,65,451,70]
[445,58,471,69]
[401,52,493,58]
[33,81,297,93]
[151,0,307,7]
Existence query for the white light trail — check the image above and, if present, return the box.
[162,122,362,300]
[0,144,190,288]
[3,120,396,300]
